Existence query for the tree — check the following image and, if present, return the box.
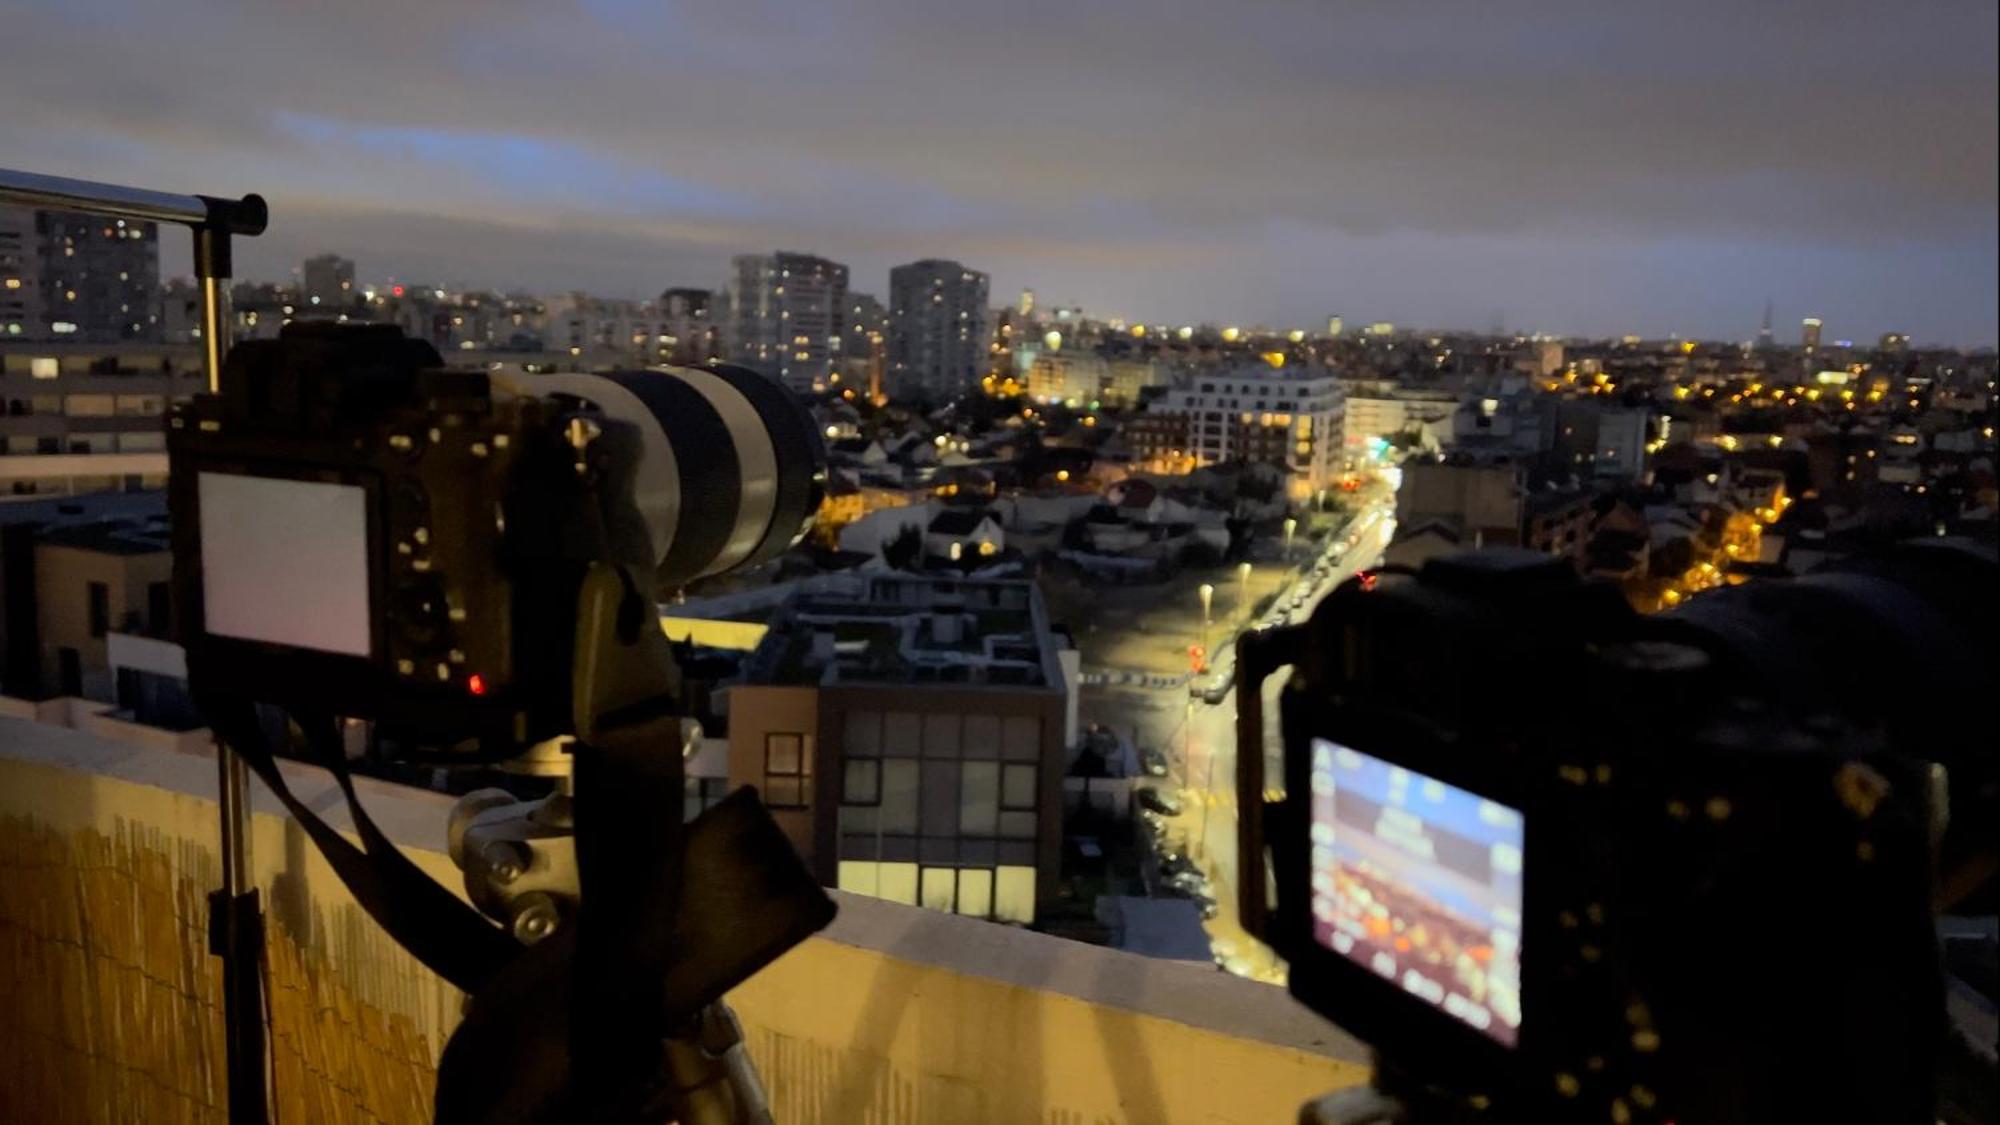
[882,524,924,572]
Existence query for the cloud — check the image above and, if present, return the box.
[1,0,1993,340]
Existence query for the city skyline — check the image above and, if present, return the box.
[1,0,1994,346]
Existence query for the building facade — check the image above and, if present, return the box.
[841,292,889,397]
[1025,352,1108,404]
[1342,384,1459,455]
[725,576,1071,924]
[0,207,160,343]
[1143,362,1346,497]
[660,287,723,366]
[0,342,198,497]
[728,252,849,393]
[0,210,41,341]
[29,518,173,702]
[300,254,356,311]
[887,259,988,401]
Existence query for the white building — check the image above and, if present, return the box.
[1026,352,1107,404]
[1343,385,1459,455]
[1148,362,1346,497]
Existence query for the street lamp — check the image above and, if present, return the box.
[1237,561,1252,608]
[1283,517,1297,559]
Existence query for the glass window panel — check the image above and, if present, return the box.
[1001,716,1040,762]
[999,811,1036,839]
[962,715,1000,758]
[844,710,882,757]
[878,862,919,906]
[765,777,805,809]
[844,758,880,805]
[957,868,994,918]
[922,712,960,758]
[765,733,803,775]
[960,762,999,835]
[920,867,957,913]
[994,865,1036,923]
[840,805,880,837]
[880,759,920,834]
[884,712,922,756]
[921,760,960,834]
[837,860,879,897]
[1002,763,1037,811]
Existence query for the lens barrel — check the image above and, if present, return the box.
[531,364,825,586]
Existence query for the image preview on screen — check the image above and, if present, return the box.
[1308,738,1525,1045]
[198,472,373,658]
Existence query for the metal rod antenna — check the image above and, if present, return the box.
[1,166,269,1122]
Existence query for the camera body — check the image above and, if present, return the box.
[1243,549,1950,1123]
[168,323,655,754]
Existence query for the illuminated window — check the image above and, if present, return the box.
[994,866,1036,923]
[763,732,811,808]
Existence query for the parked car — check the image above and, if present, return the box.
[1136,786,1183,817]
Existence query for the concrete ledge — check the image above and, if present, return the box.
[0,716,1368,1121]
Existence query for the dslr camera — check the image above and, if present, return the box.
[167,321,824,755]
[1239,543,1994,1124]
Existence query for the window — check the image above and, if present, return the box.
[845,710,882,756]
[29,357,58,379]
[1001,716,1040,762]
[763,732,810,808]
[884,711,922,754]
[963,714,1000,758]
[844,758,881,805]
[87,582,110,638]
[922,712,960,758]
[960,761,999,834]
[879,759,920,833]
[1002,763,1037,811]
[994,865,1036,923]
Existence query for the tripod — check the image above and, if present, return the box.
[0,168,835,1122]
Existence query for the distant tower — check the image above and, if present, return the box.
[1326,314,1344,338]
[1757,299,1774,348]
[1019,288,1035,318]
[888,259,990,400]
[302,253,356,310]
[1801,316,1823,355]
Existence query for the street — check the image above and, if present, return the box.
[1079,469,1400,983]
[1177,502,1396,983]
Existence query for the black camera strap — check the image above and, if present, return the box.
[195,688,517,994]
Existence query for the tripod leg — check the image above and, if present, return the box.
[208,881,269,1122]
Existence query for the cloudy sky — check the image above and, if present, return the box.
[4,0,1994,343]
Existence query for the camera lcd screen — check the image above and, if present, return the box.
[198,471,372,657]
[1309,738,1524,1045]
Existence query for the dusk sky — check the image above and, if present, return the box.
[3,0,1994,344]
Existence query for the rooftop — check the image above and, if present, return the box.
[0,714,1369,1120]
[33,515,171,555]
[741,573,1065,690]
